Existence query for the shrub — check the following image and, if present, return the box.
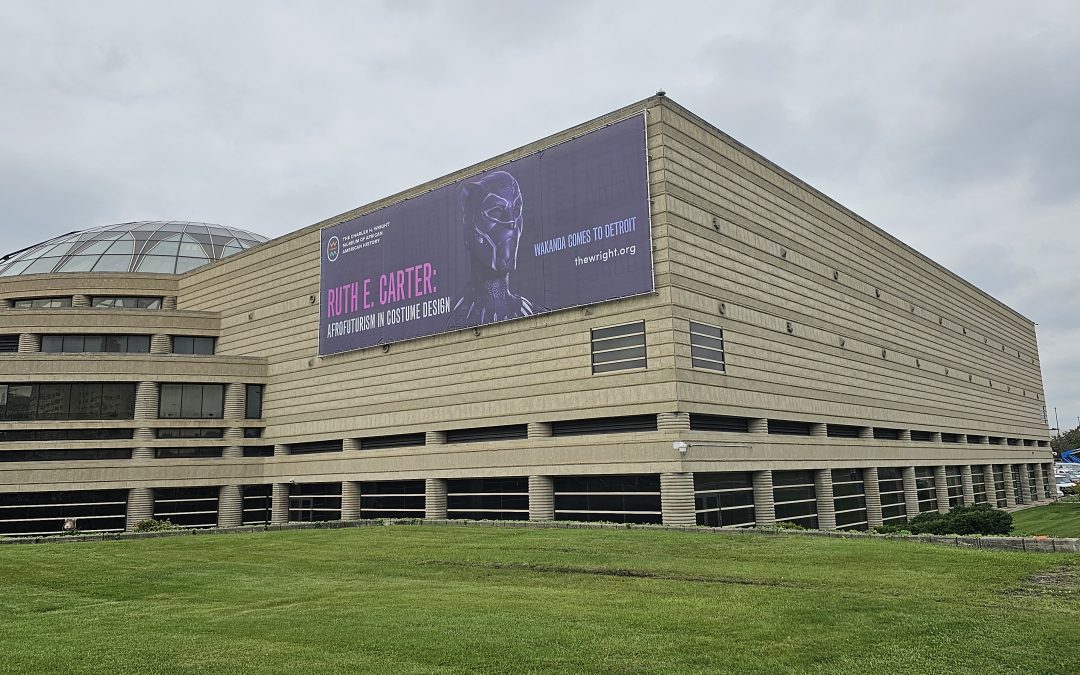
[1062,485,1078,497]
[773,521,806,531]
[872,524,911,535]
[908,504,1012,536]
[134,518,178,532]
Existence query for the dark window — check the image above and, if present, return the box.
[873,428,902,440]
[591,321,646,374]
[172,336,216,355]
[245,384,263,419]
[289,482,341,522]
[550,415,657,437]
[0,428,133,442]
[0,383,135,421]
[878,467,907,524]
[12,297,72,309]
[0,335,18,352]
[154,447,224,459]
[988,436,1003,445]
[1006,438,1020,446]
[694,472,755,527]
[153,487,218,528]
[689,414,750,433]
[155,428,225,439]
[289,440,342,455]
[832,468,867,530]
[966,435,982,444]
[992,466,1007,507]
[447,477,529,520]
[445,425,528,443]
[772,470,818,529]
[972,466,988,504]
[360,480,426,518]
[554,474,662,525]
[90,296,162,309]
[241,484,273,525]
[158,383,225,419]
[940,433,961,443]
[0,489,126,536]
[359,433,426,450]
[827,424,862,438]
[910,430,933,442]
[768,420,812,436]
[242,445,275,457]
[915,467,938,512]
[0,448,131,462]
[243,427,263,438]
[689,321,725,371]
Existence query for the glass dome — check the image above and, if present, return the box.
[0,222,268,277]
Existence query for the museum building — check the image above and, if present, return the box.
[0,95,1054,536]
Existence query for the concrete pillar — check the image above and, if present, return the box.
[527,422,552,438]
[1045,462,1056,501]
[223,445,243,459]
[748,418,767,434]
[125,487,154,531]
[902,467,919,520]
[930,432,942,443]
[960,465,975,506]
[271,483,289,524]
[660,472,696,526]
[343,438,359,453]
[809,423,826,438]
[341,481,361,520]
[132,446,154,460]
[956,434,968,444]
[218,485,242,527]
[17,333,40,353]
[162,296,178,310]
[150,334,171,354]
[983,465,997,505]
[981,435,991,445]
[528,475,554,521]
[863,467,883,528]
[934,466,949,513]
[426,431,447,445]
[0,298,12,309]
[657,412,690,432]
[224,382,246,440]
[1002,464,1017,508]
[135,381,158,419]
[1034,464,1047,501]
[72,294,89,308]
[425,478,447,519]
[858,427,873,440]
[814,469,836,530]
[274,444,289,456]
[899,429,912,442]
[752,470,775,527]
[1018,464,1032,504]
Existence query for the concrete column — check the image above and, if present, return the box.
[274,444,289,456]
[1045,462,1056,500]
[224,382,246,440]
[858,427,873,440]
[426,431,447,445]
[809,423,826,438]
[960,465,975,506]
[934,466,949,513]
[1018,464,1032,504]
[132,446,154,460]
[956,434,968,444]
[223,445,243,459]
[125,487,154,531]
[135,381,158,419]
[748,418,767,434]
[343,438,359,452]
[72,294,90,308]
[425,478,447,519]
[341,481,361,520]
[981,435,991,445]
[930,432,943,443]
[271,483,289,524]
[902,467,920,520]
[752,470,775,526]
[162,296,178,310]
[17,333,40,353]
[814,469,836,530]
[863,467,883,528]
[0,298,12,309]
[218,485,242,528]
[657,412,690,432]
[983,465,997,505]
[1034,464,1047,501]
[899,429,912,442]
[1002,464,1017,508]
[528,475,555,521]
[527,421,552,438]
[150,334,171,354]
[660,472,696,526]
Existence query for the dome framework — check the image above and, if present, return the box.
[0,221,267,277]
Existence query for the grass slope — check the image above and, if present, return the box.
[0,526,1077,674]
[1012,502,1080,538]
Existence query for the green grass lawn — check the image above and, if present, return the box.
[1,525,1078,674]
[1012,502,1080,538]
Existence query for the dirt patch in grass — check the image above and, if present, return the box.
[421,559,804,587]
[1007,565,1080,600]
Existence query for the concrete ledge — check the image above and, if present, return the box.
[1,518,1077,553]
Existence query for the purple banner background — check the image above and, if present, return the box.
[319,114,653,356]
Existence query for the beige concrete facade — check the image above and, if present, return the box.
[0,96,1054,534]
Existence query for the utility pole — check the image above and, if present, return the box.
[1055,407,1060,433]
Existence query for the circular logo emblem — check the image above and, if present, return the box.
[326,236,340,262]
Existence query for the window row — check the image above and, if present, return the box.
[589,320,727,374]
[9,296,164,309]
[0,383,136,420]
[38,334,215,354]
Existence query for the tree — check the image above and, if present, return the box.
[1051,427,1080,455]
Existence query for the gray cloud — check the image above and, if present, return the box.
[1,0,1078,427]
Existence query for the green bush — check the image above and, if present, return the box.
[872,524,912,535]
[134,518,178,532]
[909,505,1012,536]
[1061,485,1078,497]
[773,521,806,531]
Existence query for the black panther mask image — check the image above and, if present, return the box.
[449,170,534,326]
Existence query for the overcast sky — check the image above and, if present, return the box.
[2,1,1077,430]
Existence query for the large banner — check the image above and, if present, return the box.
[319,113,653,356]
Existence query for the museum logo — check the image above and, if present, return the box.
[326,235,340,262]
